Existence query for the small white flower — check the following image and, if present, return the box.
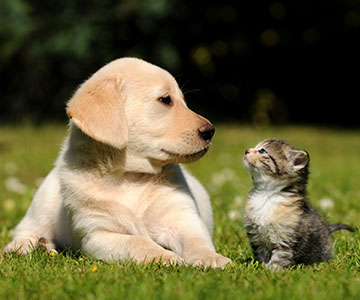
[211,168,240,188]
[5,176,27,195]
[233,195,243,206]
[228,209,241,220]
[211,172,227,187]
[222,168,236,180]
[319,198,334,210]
[49,249,58,256]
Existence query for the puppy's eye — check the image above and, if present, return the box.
[158,96,172,105]
[258,148,267,154]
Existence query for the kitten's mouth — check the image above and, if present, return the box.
[243,156,255,171]
[243,156,251,166]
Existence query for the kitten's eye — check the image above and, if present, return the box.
[158,96,172,105]
[258,148,267,154]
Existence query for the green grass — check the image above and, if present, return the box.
[0,124,359,300]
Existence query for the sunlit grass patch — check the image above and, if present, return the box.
[0,124,359,300]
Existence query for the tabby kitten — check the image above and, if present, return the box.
[243,139,354,269]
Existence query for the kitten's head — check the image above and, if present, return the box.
[243,139,309,189]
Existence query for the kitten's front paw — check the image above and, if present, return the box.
[265,262,284,271]
[186,252,232,269]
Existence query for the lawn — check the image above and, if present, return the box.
[0,124,359,300]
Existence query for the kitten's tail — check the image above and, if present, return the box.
[327,223,355,234]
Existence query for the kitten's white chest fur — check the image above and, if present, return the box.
[244,186,293,248]
[244,185,301,250]
[245,190,286,226]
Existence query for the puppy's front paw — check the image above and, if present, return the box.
[4,238,36,255]
[134,249,184,266]
[187,252,232,269]
[4,237,56,255]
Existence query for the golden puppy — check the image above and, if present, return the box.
[4,58,231,268]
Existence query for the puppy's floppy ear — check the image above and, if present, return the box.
[66,75,128,149]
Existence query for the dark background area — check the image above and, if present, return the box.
[1,0,359,126]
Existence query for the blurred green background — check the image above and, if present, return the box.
[1,0,359,126]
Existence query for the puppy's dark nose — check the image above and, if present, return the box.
[198,123,215,142]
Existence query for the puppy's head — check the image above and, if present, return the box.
[66,58,214,173]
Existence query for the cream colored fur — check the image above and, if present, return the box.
[4,58,231,269]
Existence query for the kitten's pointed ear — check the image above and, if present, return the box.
[291,150,309,170]
[66,75,128,149]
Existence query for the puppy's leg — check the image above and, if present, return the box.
[82,231,183,265]
[5,236,57,255]
[160,212,232,269]
[4,235,39,255]
[5,205,60,255]
[146,194,232,269]
[181,234,232,269]
[4,169,61,255]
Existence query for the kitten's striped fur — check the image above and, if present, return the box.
[243,139,354,269]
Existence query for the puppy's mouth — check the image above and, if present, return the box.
[161,145,210,161]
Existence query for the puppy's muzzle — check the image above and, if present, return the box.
[198,123,215,142]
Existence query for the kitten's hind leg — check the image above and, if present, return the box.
[266,247,294,270]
